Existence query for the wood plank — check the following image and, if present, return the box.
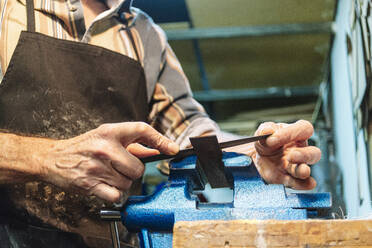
[173,219,372,247]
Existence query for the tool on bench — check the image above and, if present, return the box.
[101,135,331,248]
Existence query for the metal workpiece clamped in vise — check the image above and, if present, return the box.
[100,135,331,248]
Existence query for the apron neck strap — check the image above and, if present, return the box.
[126,29,140,62]
[26,0,35,32]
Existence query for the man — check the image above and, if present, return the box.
[0,0,321,247]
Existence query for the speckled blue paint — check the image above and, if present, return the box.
[122,152,331,248]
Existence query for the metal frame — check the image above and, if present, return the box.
[193,86,319,102]
[331,0,372,217]
[165,22,334,106]
[166,22,335,40]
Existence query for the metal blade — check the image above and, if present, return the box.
[140,134,270,163]
[190,135,232,188]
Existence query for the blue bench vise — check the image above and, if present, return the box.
[101,137,331,248]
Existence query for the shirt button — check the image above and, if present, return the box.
[69,5,77,12]
[120,12,126,20]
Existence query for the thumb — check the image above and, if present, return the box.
[254,122,278,155]
[126,143,161,158]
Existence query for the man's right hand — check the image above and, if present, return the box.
[38,122,179,203]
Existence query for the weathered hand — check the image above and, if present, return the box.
[253,120,321,190]
[39,122,179,202]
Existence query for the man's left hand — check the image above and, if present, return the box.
[225,120,321,190]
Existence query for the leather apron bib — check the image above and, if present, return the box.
[0,0,148,246]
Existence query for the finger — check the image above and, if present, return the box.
[102,122,179,155]
[286,163,311,180]
[126,143,160,158]
[109,150,145,180]
[296,140,308,147]
[266,120,314,148]
[129,123,179,155]
[84,159,135,190]
[110,175,133,191]
[283,175,317,190]
[254,122,278,146]
[287,146,321,165]
[90,183,122,203]
[104,165,134,191]
[96,144,145,180]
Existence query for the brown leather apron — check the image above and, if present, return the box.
[0,0,148,246]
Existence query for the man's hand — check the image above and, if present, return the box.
[39,122,179,202]
[253,120,321,190]
[224,120,321,190]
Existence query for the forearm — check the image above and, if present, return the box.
[0,132,50,183]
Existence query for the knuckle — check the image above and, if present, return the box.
[91,140,112,157]
[132,164,145,179]
[91,143,103,154]
[152,134,166,148]
[282,175,297,188]
[256,122,276,135]
[288,150,298,162]
[134,122,150,134]
[297,120,314,136]
[263,176,274,184]
[110,191,121,203]
[299,164,311,178]
[122,180,133,190]
[76,177,96,192]
[261,170,278,184]
[118,157,143,180]
[86,162,104,175]
[300,150,309,162]
[306,152,314,163]
[97,123,115,138]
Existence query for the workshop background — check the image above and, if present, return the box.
[133,0,372,219]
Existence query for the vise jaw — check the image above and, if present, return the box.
[101,152,331,248]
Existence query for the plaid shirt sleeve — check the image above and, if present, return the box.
[144,22,220,148]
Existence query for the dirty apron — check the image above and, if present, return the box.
[0,0,148,247]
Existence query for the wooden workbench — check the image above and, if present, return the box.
[173,219,372,247]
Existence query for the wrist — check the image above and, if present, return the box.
[32,136,59,181]
[0,132,55,183]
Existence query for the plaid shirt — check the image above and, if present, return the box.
[0,0,220,147]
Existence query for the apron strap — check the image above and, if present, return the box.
[26,0,35,32]
[117,10,141,63]
[126,29,141,62]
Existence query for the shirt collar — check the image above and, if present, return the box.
[18,0,134,29]
[18,0,132,9]
[118,0,132,13]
